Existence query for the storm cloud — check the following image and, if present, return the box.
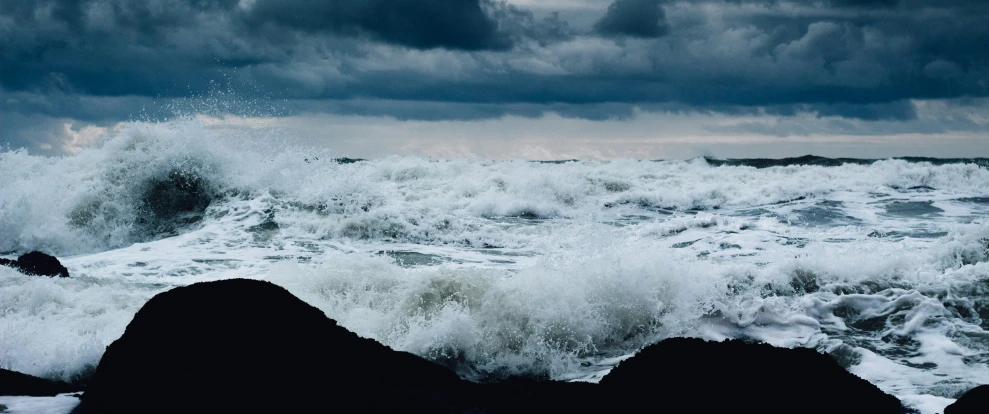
[243,0,509,50]
[594,0,669,38]
[1,0,987,153]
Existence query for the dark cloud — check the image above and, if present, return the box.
[594,0,669,38]
[0,0,570,98]
[485,1,575,45]
[763,101,919,121]
[289,99,637,121]
[706,101,989,138]
[827,0,899,7]
[244,0,508,50]
[1,0,989,152]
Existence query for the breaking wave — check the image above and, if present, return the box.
[2,117,989,413]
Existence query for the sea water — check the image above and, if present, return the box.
[2,119,989,413]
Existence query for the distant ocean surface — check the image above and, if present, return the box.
[2,120,989,413]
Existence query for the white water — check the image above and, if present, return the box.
[2,119,989,413]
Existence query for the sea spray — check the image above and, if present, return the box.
[2,118,989,413]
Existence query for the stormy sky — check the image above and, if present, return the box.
[1,0,988,158]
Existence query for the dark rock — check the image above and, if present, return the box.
[600,337,911,414]
[73,279,474,413]
[0,368,77,397]
[945,384,989,414]
[0,252,69,277]
[74,279,909,413]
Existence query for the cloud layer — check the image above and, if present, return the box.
[1,0,987,153]
[594,0,669,38]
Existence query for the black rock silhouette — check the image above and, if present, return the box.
[0,251,69,277]
[944,384,989,414]
[73,279,471,413]
[73,279,912,414]
[0,369,77,397]
[600,337,911,414]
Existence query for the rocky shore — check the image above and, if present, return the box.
[0,267,985,413]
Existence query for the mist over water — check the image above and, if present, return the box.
[2,118,989,413]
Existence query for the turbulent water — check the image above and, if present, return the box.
[2,120,989,413]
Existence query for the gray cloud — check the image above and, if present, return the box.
[1,0,989,152]
[244,0,509,50]
[837,0,897,5]
[485,1,576,45]
[594,0,669,38]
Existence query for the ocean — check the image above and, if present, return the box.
[2,119,989,413]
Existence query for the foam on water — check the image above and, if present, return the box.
[0,394,80,414]
[0,265,164,381]
[4,121,989,256]
[2,118,989,413]
[267,230,724,380]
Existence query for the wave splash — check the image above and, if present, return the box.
[2,117,989,413]
[3,118,989,256]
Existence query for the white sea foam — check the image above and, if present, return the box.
[0,266,164,380]
[267,231,725,379]
[2,118,988,413]
[3,119,989,255]
[0,394,79,414]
